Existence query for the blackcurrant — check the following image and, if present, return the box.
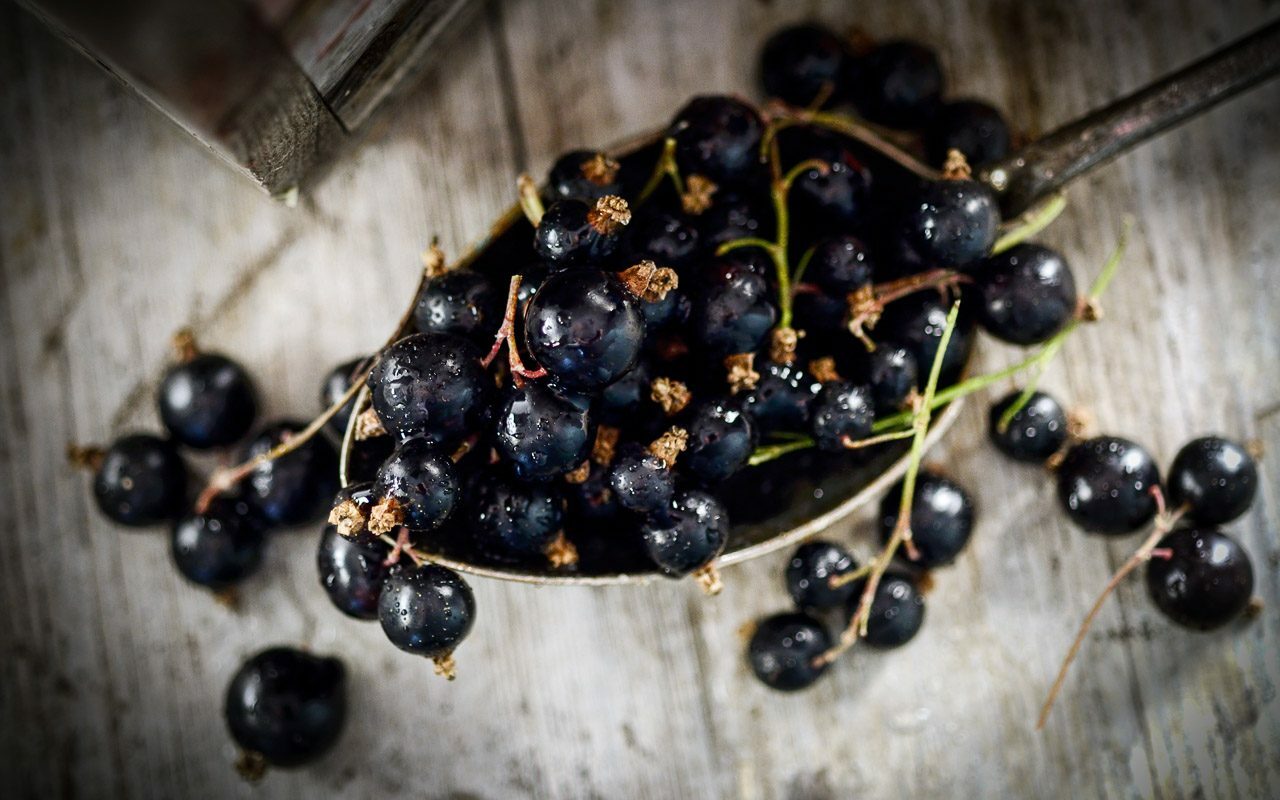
[974,244,1078,345]
[494,382,595,481]
[1167,436,1258,525]
[895,177,1000,270]
[809,381,875,452]
[524,269,645,392]
[171,496,266,590]
[879,470,974,568]
[620,209,700,270]
[744,359,823,434]
[546,149,622,202]
[786,540,862,611]
[534,196,630,267]
[640,490,730,578]
[317,521,390,620]
[373,437,459,530]
[805,235,875,296]
[925,99,1012,168]
[225,647,346,768]
[609,442,676,515]
[865,343,918,415]
[854,572,926,648]
[367,332,491,446]
[682,396,758,484]
[320,356,372,439]
[467,472,565,563]
[1056,436,1162,535]
[691,261,777,357]
[413,270,503,345]
[241,421,340,528]
[759,23,849,108]
[697,192,773,251]
[1145,526,1254,631]
[91,434,188,527]
[378,563,476,660]
[988,389,1068,463]
[598,359,651,425]
[747,612,832,691]
[788,135,873,230]
[875,294,974,384]
[158,351,258,450]
[855,40,945,128]
[669,95,765,187]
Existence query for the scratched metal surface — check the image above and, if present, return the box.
[1,1,1277,798]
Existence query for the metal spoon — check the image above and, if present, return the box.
[353,19,1280,585]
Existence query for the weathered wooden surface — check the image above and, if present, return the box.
[1,0,1277,797]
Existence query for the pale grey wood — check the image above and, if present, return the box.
[1,0,1277,798]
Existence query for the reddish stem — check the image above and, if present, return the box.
[482,275,547,387]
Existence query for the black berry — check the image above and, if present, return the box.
[158,352,258,449]
[367,332,491,446]
[413,270,503,345]
[317,522,389,620]
[759,23,849,108]
[91,434,188,527]
[524,269,645,392]
[171,496,266,590]
[641,490,729,577]
[494,382,595,481]
[682,397,758,484]
[1167,436,1258,525]
[851,572,926,648]
[1146,527,1254,631]
[925,99,1011,168]
[856,40,944,127]
[1056,436,1162,535]
[373,437,460,529]
[747,612,832,691]
[895,178,1000,270]
[809,381,875,451]
[879,470,974,568]
[534,196,630,267]
[241,421,339,528]
[786,540,862,611]
[669,95,765,187]
[225,647,346,768]
[378,563,476,659]
[988,390,1068,463]
[974,244,1077,345]
[467,472,565,563]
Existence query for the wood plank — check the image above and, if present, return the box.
[1,0,1277,797]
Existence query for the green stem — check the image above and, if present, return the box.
[716,237,777,257]
[638,138,683,202]
[992,194,1068,254]
[747,436,814,466]
[791,245,817,288]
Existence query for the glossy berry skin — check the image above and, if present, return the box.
[856,40,944,127]
[988,390,1068,463]
[374,437,459,529]
[320,356,372,439]
[525,269,645,392]
[621,210,700,270]
[92,434,188,527]
[879,470,974,568]
[853,572,926,648]
[367,332,490,446]
[534,198,623,267]
[669,95,764,187]
[378,563,476,658]
[598,360,654,426]
[925,99,1012,168]
[494,382,595,481]
[747,612,832,691]
[158,353,258,449]
[546,149,622,202]
[1057,436,1162,535]
[317,522,389,620]
[241,421,339,528]
[866,344,918,415]
[1167,436,1258,525]
[806,235,874,295]
[744,360,823,434]
[697,193,772,251]
[692,263,777,357]
[641,490,730,578]
[786,540,861,611]
[790,139,873,229]
[683,397,757,484]
[609,444,676,515]
[171,496,266,590]
[759,23,849,108]
[810,381,875,452]
[413,270,502,345]
[876,294,974,384]
[224,647,346,768]
[467,473,565,562]
[974,244,1077,345]
[1145,527,1254,631]
[896,178,1000,270]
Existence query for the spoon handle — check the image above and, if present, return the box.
[981,19,1280,215]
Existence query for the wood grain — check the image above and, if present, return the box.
[1,0,1277,798]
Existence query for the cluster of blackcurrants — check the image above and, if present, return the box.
[996,388,1260,630]
[75,333,338,596]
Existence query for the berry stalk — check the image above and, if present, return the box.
[815,300,961,666]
